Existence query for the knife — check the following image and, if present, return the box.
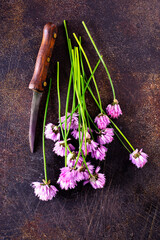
[29,22,57,153]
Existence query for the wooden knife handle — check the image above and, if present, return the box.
[29,23,57,92]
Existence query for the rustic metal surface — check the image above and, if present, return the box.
[0,0,160,239]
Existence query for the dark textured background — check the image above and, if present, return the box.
[0,0,160,239]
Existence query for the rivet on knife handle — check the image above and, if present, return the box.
[29,23,57,92]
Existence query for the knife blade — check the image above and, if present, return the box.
[29,22,57,153]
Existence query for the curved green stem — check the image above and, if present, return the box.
[57,58,101,128]
[109,119,135,151]
[85,109,100,132]
[73,33,103,113]
[113,130,131,153]
[82,21,116,100]
[64,20,73,63]
[57,62,65,140]
[73,47,87,156]
[81,151,93,177]
[42,78,52,183]
[84,80,135,152]
[64,67,73,166]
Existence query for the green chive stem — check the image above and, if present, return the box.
[42,78,52,183]
[84,78,135,152]
[73,33,103,113]
[57,58,101,128]
[64,67,73,166]
[82,21,116,100]
[57,62,65,139]
[113,130,131,153]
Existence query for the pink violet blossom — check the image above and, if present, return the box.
[81,139,99,155]
[57,167,77,190]
[83,131,91,140]
[84,166,106,189]
[94,113,110,130]
[106,99,122,119]
[71,128,91,140]
[67,151,83,168]
[32,181,58,201]
[45,123,60,142]
[97,128,114,145]
[71,128,82,139]
[75,162,94,182]
[60,112,79,130]
[53,140,75,157]
[91,145,108,161]
[129,149,148,168]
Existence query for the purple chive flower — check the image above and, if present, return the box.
[71,127,92,140]
[53,139,75,157]
[83,131,91,140]
[32,181,58,201]
[81,139,99,155]
[129,149,148,168]
[94,113,110,130]
[60,112,79,130]
[97,128,114,145]
[71,128,82,139]
[106,99,122,119]
[75,162,94,182]
[57,167,77,190]
[67,151,83,168]
[45,123,60,142]
[84,167,106,189]
[91,145,108,161]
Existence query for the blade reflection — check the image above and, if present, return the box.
[29,91,43,153]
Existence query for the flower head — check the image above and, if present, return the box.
[57,167,77,190]
[71,128,82,140]
[45,123,60,142]
[71,127,92,140]
[60,112,79,130]
[32,180,58,201]
[106,99,122,119]
[81,139,99,155]
[75,162,94,182]
[53,139,75,157]
[94,113,110,130]
[97,128,114,145]
[91,145,108,161]
[129,149,148,168]
[84,167,106,189]
[67,151,83,168]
